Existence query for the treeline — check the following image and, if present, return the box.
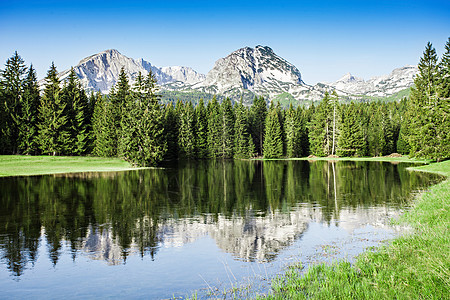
[0,39,449,166]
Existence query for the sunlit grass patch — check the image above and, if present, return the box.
[260,160,450,299]
[0,155,138,177]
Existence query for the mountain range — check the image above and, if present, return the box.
[50,47,418,104]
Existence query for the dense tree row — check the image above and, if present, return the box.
[398,39,450,161]
[1,39,449,166]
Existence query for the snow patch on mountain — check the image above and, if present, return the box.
[41,48,417,104]
[323,66,417,97]
[194,45,304,99]
[55,49,205,94]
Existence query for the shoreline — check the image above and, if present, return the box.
[0,155,147,177]
[0,155,432,178]
[259,159,450,299]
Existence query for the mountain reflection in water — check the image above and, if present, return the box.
[0,160,441,276]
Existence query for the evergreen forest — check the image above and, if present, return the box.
[1,39,449,167]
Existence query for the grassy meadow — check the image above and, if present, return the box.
[0,155,138,177]
[261,160,449,299]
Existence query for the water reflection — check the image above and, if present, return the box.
[0,160,441,276]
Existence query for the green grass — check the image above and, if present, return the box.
[261,159,450,299]
[0,155,139,177]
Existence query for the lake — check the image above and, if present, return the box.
[0,160,442,299]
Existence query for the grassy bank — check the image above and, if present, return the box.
[0,155,138,177]
[258,155,432,164]
[262,160,450,299]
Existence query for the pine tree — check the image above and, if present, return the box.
[0,80,6,153]
[163,102,179,159]
[397,97,411,154]
[338,102,365,156]
[234,99,252,158]
[408,42,439,156]
[367,103,385,156]
[36,63,71,155]
[92,94,115,157]
[220,98,234,158]
[207,96,222,158]
[309,92,332,156]
[110,67,131,156]
[396,126,410,155]
[300,105,313,156]
[1,51,27,154]
[17,65,40,154]
[84,91,98,153]
[439,38,450,98]
[121,70,166,166]
[406,41,449,160]
[178,101,196,159]
[263,102,283,158]
[330,91,339,155]
[119,72,141,163]
[139,71,167,166]
[435,38,450,159]
[388,101,402,153]
[381,104,394,155]
[61,68,89,155]
[275,101,286,156]
[195,98,208,159]
[285,103,301,158]
[249,96,267,156]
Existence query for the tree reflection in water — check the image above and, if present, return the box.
[0,160,441,276]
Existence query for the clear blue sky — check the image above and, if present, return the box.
[1,0,449,84]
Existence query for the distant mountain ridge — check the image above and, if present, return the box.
[48,47,417,103]
[323,65,418,97]
[56,49,205,94]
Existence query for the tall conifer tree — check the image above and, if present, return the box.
[338,102,365,156]
[1,51,27,154]
[221,98,234,158]
[61,68,89,155]
[36,63,70,155]
[309,92,331,156]
[17,65,40,154]
[111,67,131,156]
[163,102,179,159]
[195,98,208,159]
[439,38,450,98]
[406,41,449,160]
[119,71,166,166]
[285,103,301,158]
[234,99,253,158]
[249,96,267,156]
[207,96,222,158]
[263,102,283,158]
[367,103,385,156]
[178,101,196,159]
[92,94,115,157]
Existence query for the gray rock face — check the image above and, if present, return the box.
[323,65,418,97]
[196,46,305,96]
[160,66,206,84]
[45,48,417,103]
[55,49,205,94]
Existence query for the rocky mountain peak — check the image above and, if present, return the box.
[54,50,205,94]
[39,47,418,103]
[336,72,364,83]
[160,66,206,84]
[199,45,303,95]
[323,65,418,97]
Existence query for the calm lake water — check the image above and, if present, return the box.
[0,160,442,299]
